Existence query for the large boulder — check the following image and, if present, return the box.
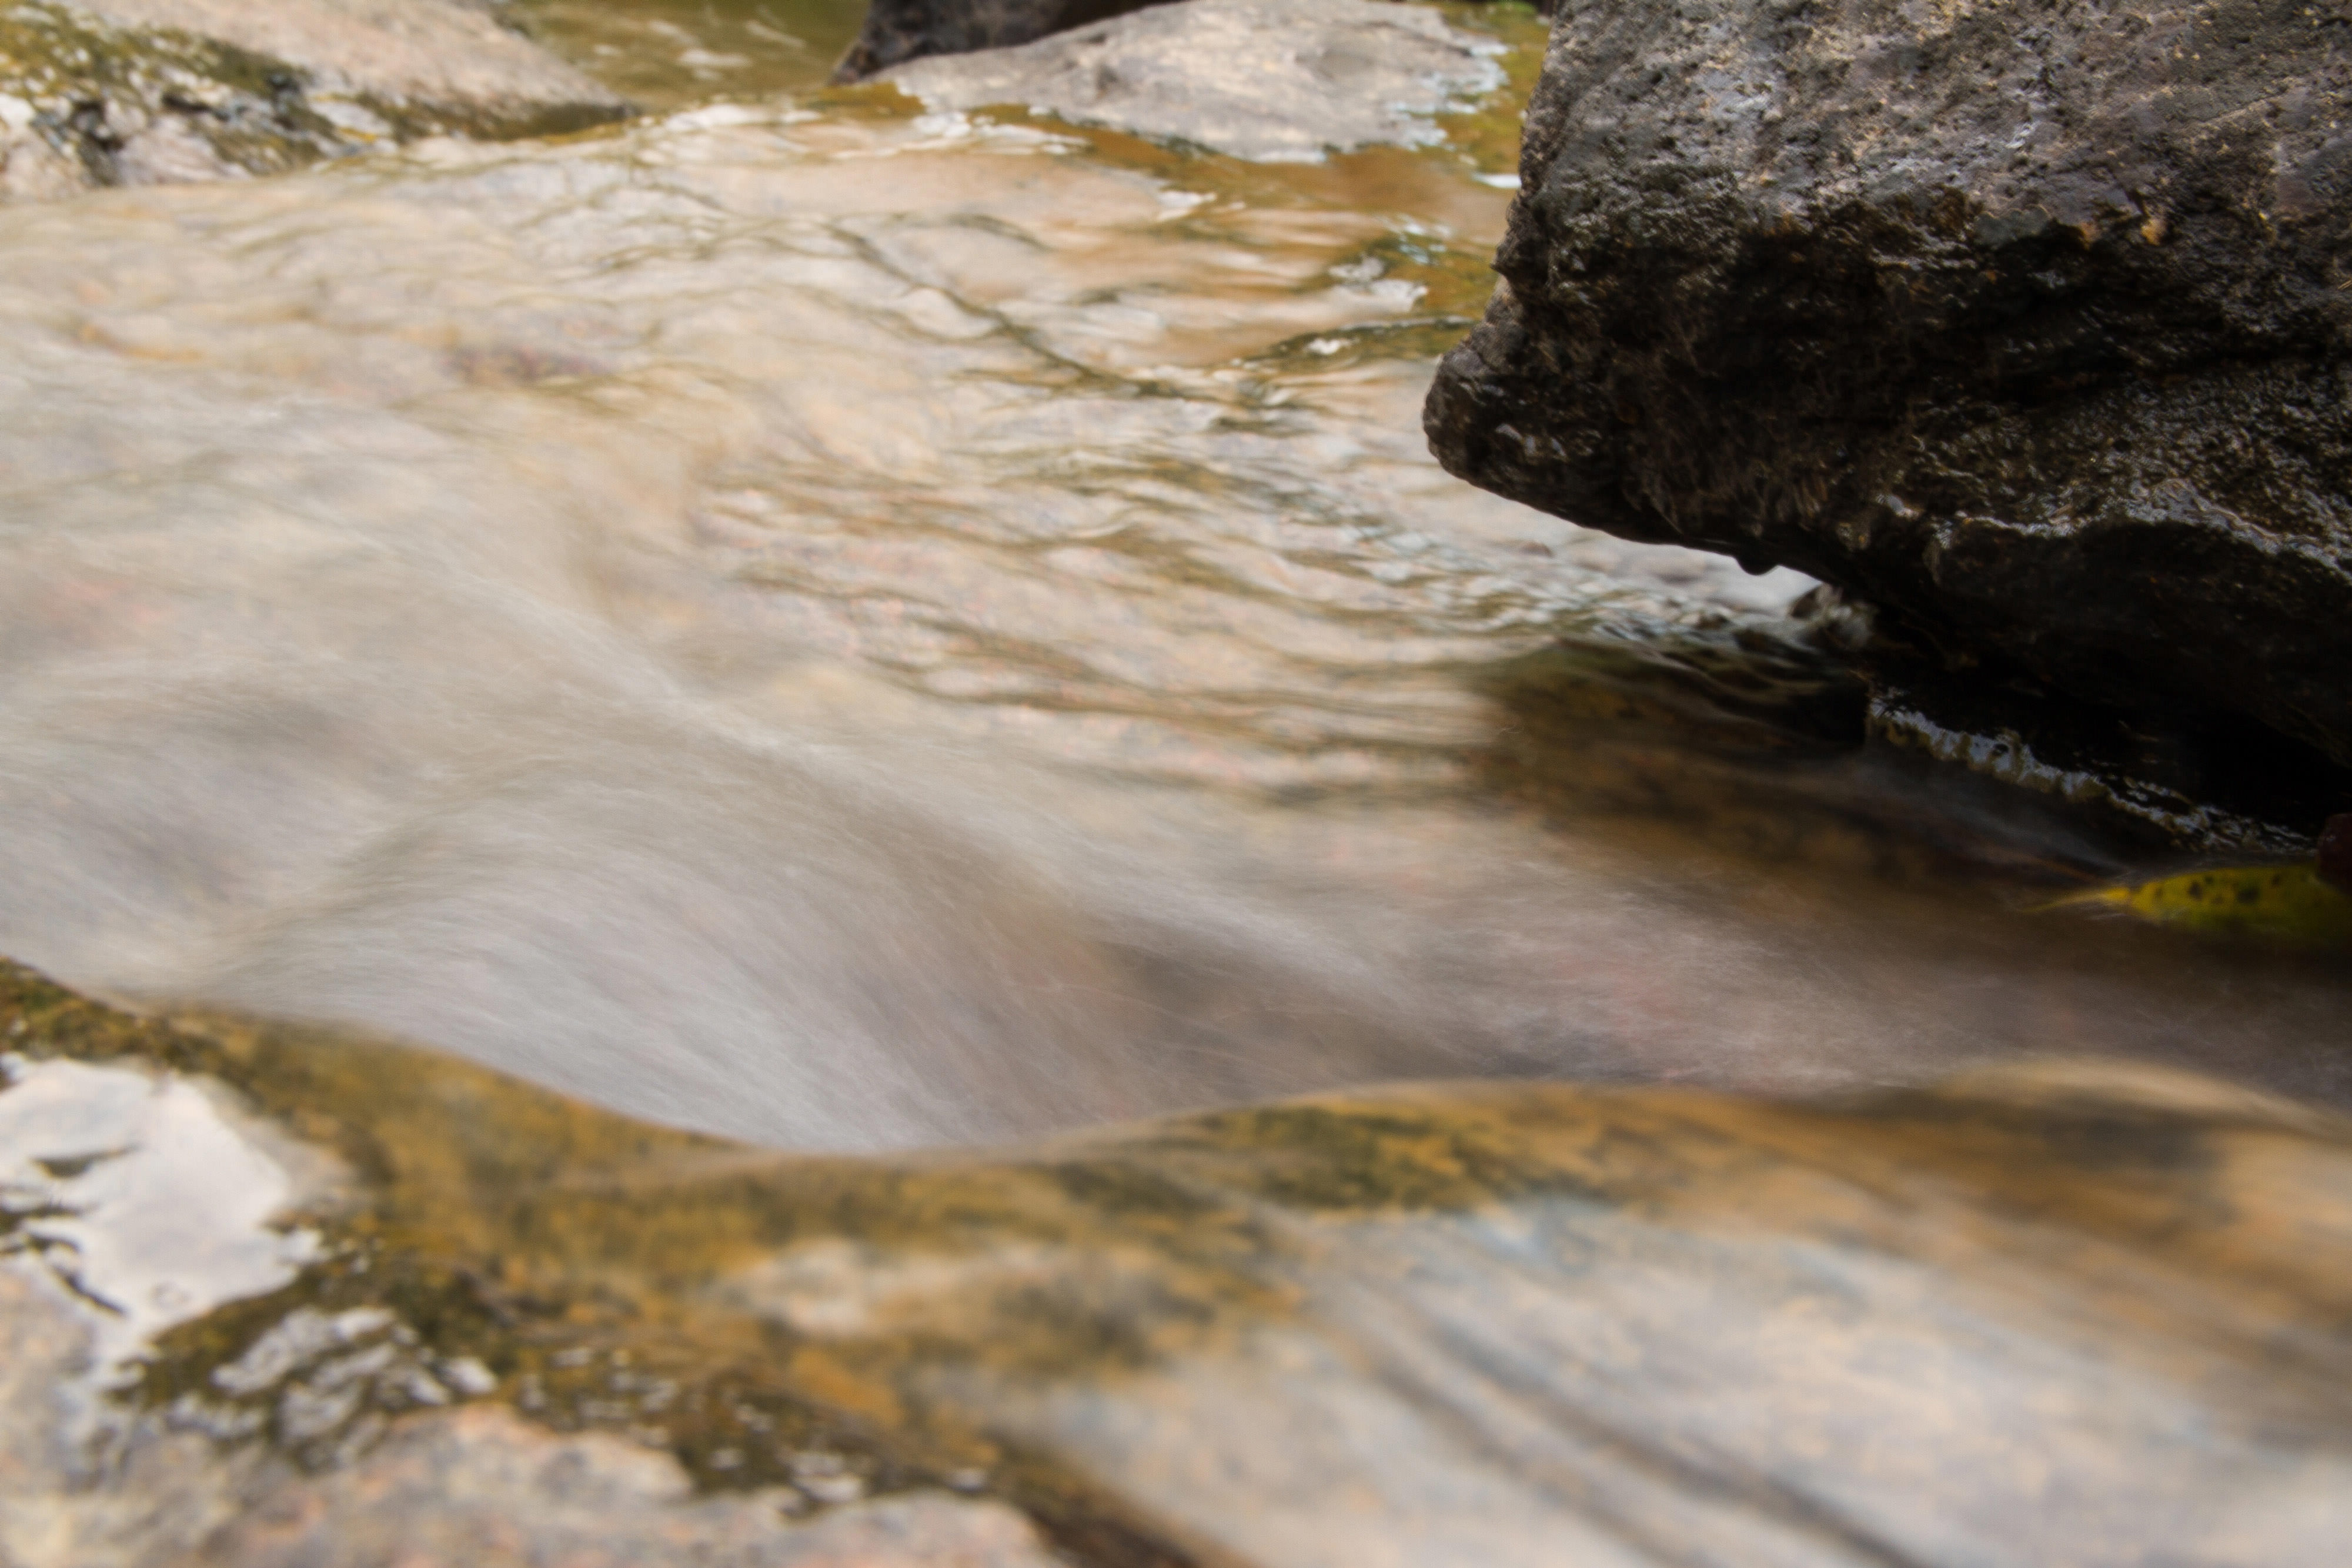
[0,0,625,199]
[1425,0,2352,768]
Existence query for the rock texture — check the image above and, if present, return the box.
[194,1412,1058,1568]
[0,1268,1054,1568]
[876,0,1504,162]
[0,0,625,199]
[1425,0,2352,766]
[7,960,2352,1568]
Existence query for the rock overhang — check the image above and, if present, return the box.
[1428,0,2352,768]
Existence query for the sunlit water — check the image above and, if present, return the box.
[0,8,2343,1150]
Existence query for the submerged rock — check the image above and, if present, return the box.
[3,958,2348,1566]
[0,0,625,199]
[1425,0,2352,768]
[876,0,1504,161]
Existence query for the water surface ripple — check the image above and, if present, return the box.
[0,94,2342,1148]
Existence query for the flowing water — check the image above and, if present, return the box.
[0,2,2344,1154]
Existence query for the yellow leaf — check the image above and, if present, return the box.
[2046,864,2352,947]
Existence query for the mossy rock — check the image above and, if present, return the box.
[0,0,625,199]
[4,957,2350,1566]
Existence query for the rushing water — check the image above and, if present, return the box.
[0,4,2343,1152]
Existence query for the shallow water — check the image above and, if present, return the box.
[516,0,862,109]
[0,7,2343,1152]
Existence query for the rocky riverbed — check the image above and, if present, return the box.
[0,0,2347,1563]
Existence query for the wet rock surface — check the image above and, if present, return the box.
[878,0,1505,162]
[4,959,2349,1567]
[1425,0,2352,768]
[0,0,625,198]
[0,1263,1053,1568]
[195,1409,1059,1568]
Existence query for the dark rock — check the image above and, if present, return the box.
[1860,661,2348,855]
[834,0,1541,83]
[1425,0,2352,768]
[833,0,1181,82]
[2322,814,2352,891]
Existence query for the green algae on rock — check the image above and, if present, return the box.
[0,0,624,199]
[3,957,2350,1566]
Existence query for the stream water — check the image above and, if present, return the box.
[0,1,2344,1154]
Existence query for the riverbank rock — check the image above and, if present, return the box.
[0,0,625,199]
[874,0,1503,161]
[1424,0,2352,769]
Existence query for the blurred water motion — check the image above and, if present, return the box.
[0,13,2347,1563]
[0,65,2343,1152]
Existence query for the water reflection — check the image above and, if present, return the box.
[0,58,2342,1152]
